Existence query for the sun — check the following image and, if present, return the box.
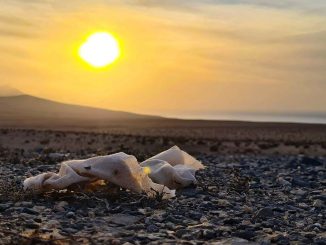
[79,32,120,68]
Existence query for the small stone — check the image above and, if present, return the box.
[144,217,152,225]
[0,203,11,212]
[271,234,290,245]
[33,206,46,212]
[165,222,175,230]
[88,211,96,218]
[128,224,145,230]
[215,238,253,245]
[189,211,202,220]
[64,228,78,234]
[66,211,75,219]
[312,223,322,229]
[290,189,307,196]
[314,237,326,245]
[200,216,209,223]
[146,224,159,233]
[263,228,273,234]
[111,239,121,245]
[277,177,291,187]
[241,220,252,226]
[224,218,240,225]
[217,226,232,232]
[54,201,69,212]
[295,222,305,228]
[44,220,61,229]
[313,199,324,208]
[292,177,310,187]
[234,229,256,240]
[48,152,67,160]
[33,217,42,223]
[108,214,142,226]
[217,199,232,207]
[255,208,274,219]
[301,157,322,166]
[22,207,39,215]
[175,229,188,238]
[243,205,253,213]
[179,188,198,197]
[202,229,216,239]
[20,201,33,208]
[298,203,309,209]
[304,232,316,239]
[25,222,40,229]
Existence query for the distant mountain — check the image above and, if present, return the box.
[0,94,160,129]
[0,85,23,97]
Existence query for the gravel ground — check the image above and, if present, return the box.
[0,131,325,244]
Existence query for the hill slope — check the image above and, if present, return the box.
[0,95,159,129]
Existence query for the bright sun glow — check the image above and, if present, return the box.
[79,32,120,68]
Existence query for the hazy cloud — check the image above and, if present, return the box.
[0,14,34,27]
[0,27,37,38]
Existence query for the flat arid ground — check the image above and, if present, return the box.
[0,122,325,244]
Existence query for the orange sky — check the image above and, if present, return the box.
[0,0,326,118]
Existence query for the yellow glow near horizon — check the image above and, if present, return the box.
[79,32,120,68]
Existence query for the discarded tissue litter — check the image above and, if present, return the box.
[24,146,204,199]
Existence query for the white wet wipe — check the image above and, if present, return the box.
[141,146,204,189]
[24,146,204,199]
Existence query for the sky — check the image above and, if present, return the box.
[0,0,326,119]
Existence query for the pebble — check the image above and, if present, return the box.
[202,229,216,239]
[66,211,76,219]
[175,229,188,238]
[233,229,256,240]
[22,207,39,215]
[313,199,324,208]
[0,203,11,212]
[146,224,159,233]
[277,177,291,187]
[54,201,69,212]
[25,221,40,229]
[255,208,274,219]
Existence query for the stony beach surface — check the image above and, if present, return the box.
[0,129,325,244]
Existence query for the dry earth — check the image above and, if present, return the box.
[0,127,325,244]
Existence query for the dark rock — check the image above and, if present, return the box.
[25,222,40,229]
[216,238,256,245]
[313,199,324,208]
[146,224,159,233]
[201,229,217,239]
[292,177,310,187]
[255,208,274,219]
[189,211,202,220]
[108,214,142,226]
[64,228,78,234]
[234,229,256,240]
[22,207,39,215]
[224,218,240,225]
[271,234,290,245]
[311,195,326,202]
[314,237,326,245]
[33,217,42,223]
[20,201,33,207]
[175,229,188,238]
[178,188,198,197]
[66,211,76,219]
[0,203,11,212]
[301,157,323,166]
